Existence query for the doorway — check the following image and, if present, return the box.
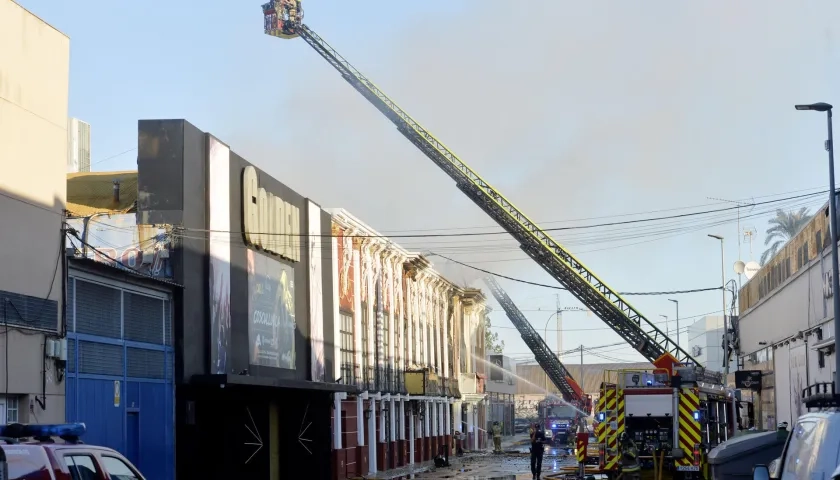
[126,411,140,465]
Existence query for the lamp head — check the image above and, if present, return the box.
[795,102,833,112]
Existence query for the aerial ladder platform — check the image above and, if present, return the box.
[261,0,722,385]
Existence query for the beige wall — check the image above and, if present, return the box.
[0,0,69,420]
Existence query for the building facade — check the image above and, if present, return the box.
[486,354,516,436]
[67,118,91,173]
[134,119,354,479]
[65,258,176,479]
[687,315,736,374]
[738,201,837,429]
[329,209,488,478]
[64,171,177,479]
[0,0,70,425]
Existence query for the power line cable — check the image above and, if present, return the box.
[373,185,830,233]
[429,252,722,295]
[89,147,138,168]
[179,189,831,240]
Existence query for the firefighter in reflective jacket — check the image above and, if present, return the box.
[492,422,502,453]
[619,433,641,480]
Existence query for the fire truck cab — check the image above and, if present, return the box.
[594,366,735,479]
[538,395,592,445]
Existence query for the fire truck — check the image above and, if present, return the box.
[538,395,591,445]
[594,365,735,479]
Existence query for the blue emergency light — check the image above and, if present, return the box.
[693,411,700,421]
[597,412,606,422]
[0,423,86,441]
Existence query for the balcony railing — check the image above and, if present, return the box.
[363,365,375,391]
[339,363,359,387]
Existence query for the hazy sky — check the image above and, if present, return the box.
[21,0,840,365]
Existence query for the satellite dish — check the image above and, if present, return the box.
[744,261,761,280]
[734,260,746,274]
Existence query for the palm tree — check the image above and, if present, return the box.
[761,207,813,265]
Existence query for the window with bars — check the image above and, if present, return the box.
[427,322,432,369]
[361,303,369,373]
[403,316,409,367]
[4,396,18,424]
[383,313,390,366]
[419,320,425,365]
[339,312,355,382]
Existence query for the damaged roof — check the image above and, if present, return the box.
[66,170,138,217]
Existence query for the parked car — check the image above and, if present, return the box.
[752,410,840,480]
[514,419,530,434]
[0,423,145,480]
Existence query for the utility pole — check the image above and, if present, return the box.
[668,299,680,347]
[708,196,754,292]
[709,234,729,378]
[556,294,562,358]
[580,344,584,386]
[795,102,840,391]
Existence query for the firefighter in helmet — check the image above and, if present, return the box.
[619,432,641,480]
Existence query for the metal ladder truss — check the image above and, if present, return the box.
[296,25,699,366]
[483,276,581,401]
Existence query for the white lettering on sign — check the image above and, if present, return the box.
[242,166,300,262]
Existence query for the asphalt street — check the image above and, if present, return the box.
[372,434,587,480]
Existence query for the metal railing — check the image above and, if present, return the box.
[339,363,359,387]
[363,365,375,391]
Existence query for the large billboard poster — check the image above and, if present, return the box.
[308,201,325,382]
[208,136,231,375]
[247,249,297,369]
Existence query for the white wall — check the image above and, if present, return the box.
[739,249,831,355]
[740,234,837,428]
[0,1,69,421]
[486,355,517,395]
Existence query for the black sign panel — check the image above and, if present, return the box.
[735,370,762,390]
[489,355,505,381]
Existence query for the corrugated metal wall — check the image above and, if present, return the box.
[516,362,653,395]
[66,273,174,480]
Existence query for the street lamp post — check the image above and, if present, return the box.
[708,234,728,377]
[795,102,840,391]
[668,299,680,348]
[543,312,559,391]
[659,314,670,338]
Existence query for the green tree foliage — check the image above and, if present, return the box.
[761,207,813,265]
[485,316,505,354]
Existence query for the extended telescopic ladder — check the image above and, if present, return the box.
[261,2,713,379]
[484,276,584,402]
